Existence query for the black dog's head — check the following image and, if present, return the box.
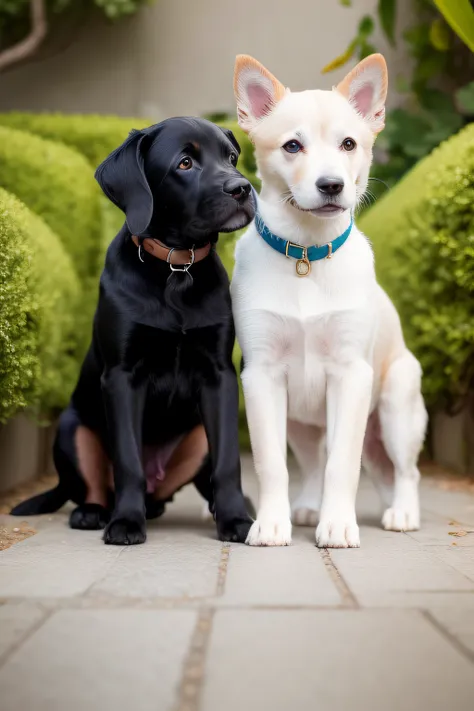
[95,117,255,247]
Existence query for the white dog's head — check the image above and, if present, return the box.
[233,54,387,219]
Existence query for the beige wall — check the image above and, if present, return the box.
[0,0,413,120]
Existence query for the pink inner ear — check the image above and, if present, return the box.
[353,83,374,117]
[248,82,273,119]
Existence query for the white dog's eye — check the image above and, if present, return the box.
[229,152,238,165]
[341,138,356,151]
[283,140,303,154]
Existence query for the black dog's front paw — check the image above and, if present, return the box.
[217,515,253,544]
[103,515,147,545]
[70,503,110,530]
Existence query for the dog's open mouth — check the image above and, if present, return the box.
[289,196,345,217]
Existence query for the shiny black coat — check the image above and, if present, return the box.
[12,118,255,545]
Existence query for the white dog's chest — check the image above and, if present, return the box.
[284,322,331,426]
[232,226,378,426]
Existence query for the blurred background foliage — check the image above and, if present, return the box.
[324,0,474,196]
[0,0,156,72]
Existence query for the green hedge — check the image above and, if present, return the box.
[0,189,80,421]
[0,112,149,168]
[0,125,101,281]
[360,124,474,409]
[0,112,257,179]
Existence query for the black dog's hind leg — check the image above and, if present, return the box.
[102,369,148,545]
[67,420,112,531]
[200,369,253,543]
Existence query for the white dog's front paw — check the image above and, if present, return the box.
[292,506,319,527]
[382,506,420,532]
[246,516,292,546]
[316,518,360,548]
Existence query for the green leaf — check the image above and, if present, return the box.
[429,17,451,51]
[433,0,474,53]
[455,81,474,114]
[358,15,374,39]
[321,39,358,74]
[378,0,396,46]
[339,0,352,5]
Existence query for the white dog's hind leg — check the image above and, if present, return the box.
[242,366,292,546]
[316,360,373,548]
[378,351,427,532]
[362,411,395,510]
[288,420,325,527]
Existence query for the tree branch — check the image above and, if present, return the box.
[0,0,48,73]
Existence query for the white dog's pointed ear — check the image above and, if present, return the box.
[336,54,388,134]
[234,55,287,133]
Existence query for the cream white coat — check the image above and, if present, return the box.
[231,54,427,547]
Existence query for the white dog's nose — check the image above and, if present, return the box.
[316,177,344,196]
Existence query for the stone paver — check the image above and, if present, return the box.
[89,530,223,599]
[0,603,46,661]
[0,609,196,711]
[0,455,473,711]
[220,530,343,607]
[428,604,474,656]
[202,610,474,711]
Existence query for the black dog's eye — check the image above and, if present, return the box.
[229,152,238,165]
[341,138,356,152]
[283,140,303,154]
[178,156,193,170]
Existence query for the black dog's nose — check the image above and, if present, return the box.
[224,178,251,202]
[316,177,344,196]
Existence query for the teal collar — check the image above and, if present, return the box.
[255,213,353,276]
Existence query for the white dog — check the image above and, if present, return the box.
[231,54,427,548]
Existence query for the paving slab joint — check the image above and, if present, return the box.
[319,548,359,608]
[0,607,53,669]
[422,609,474,666]
[216,543,231,597]
[172,608,214,711]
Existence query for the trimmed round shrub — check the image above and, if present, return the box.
[0,113,256,179]
[0,189,81,421]
[360,124,474,409]
[0,192,38,421]
[0,112,151,168]
[0,125,101,280]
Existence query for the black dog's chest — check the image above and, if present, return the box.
[126,324,223,387]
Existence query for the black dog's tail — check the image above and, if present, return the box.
[10,483,69,516]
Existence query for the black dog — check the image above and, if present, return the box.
[11,117,255,545]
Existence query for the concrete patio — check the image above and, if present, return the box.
[1,455,474,711]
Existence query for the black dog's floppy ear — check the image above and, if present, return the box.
[221,127,241,156]
[95,129,154,236]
